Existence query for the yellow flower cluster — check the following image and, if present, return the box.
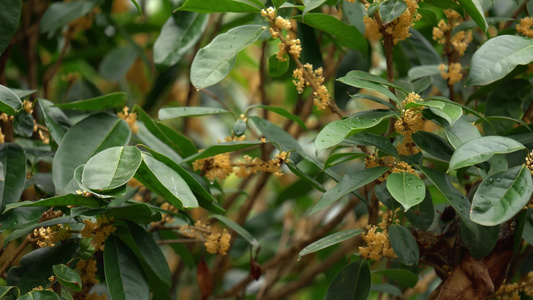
[76,258,98,285]
[495,272,533,300]
[261,7,301,61]
[117,106,139,134]
[517,17,533,38]
[160,202,179,223]
[358,225,397,261]
[32,224,70,248]
[179,220,231,256]
[80,216,116,251]
[391,161,418,176]
[363,16,382,41]
[394,93,423,155]
[76,189,93,197]
[385,0,421,44]
[438,62,463,85]
[292,63,330,110]
[193,149,290,181]
[364,153,395,181]
[526,150,533,175]
[23,100,33,114]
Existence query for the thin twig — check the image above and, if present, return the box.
[0,236,31,277]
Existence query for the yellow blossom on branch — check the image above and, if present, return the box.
[80,216,116,251]
[439,62,463,85]
[358,225,397,261]
[117,106,139,134]
[517,17,533,38]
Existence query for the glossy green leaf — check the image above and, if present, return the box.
[310,167,388,215]
[298,229,363,260]
[143,147,223,214]
[99,45,138,81]
[0,143,26,213]
[181,141,262,163]
[81,146,142,191]
[12,111,34,137]
[158,106,231,120]
[0,84,22,115]
[315,110,398,153]
[191,25,266,89]
[470,165,533,226]
[448,136,526,172]
[74,165,127,199]
[40,1,97,34]
[349,94,398,111]
[53,264,82,292]
[135,105,196,158]
[101,203,158,224]
[370,284,402,297]
[468,35,533,86]
[7,241,78,294]
[388,225,419,265]
[53,92,127,111]
[337,72,399,104]
[268,54,290,77]
[211,214,259,246]
[407,64,441,80]
[124,222,172,291]
[456,0,487,33]
[154,12,208,71]
[135,153,198,209]
[412,131,454,161]
[323,152,367,170]
[0,286,19,298]
[0,0,20,55]
[38,99,71,145]
[386,172,426,211]
[247,105,307,130]
[444,116,481,149]
[372,268,418,288]
[17,290,60,300]
[303,0,326,18]
[178,0,262,13]
[325,260,371,300]
[424,0,463,14]
[4,194,100,212]
[380,0,407,24]
[344,132,399,158]
[460,221,499,259]
[429,102,462,125]
[52,113,131,195]
[104,236,150,300]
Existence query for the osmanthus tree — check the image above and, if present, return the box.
[1,0,533,299]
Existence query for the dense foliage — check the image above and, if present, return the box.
[1,0,533,299]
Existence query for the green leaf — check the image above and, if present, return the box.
[315,110,398,153]
[429,103,463,125]
[468,35,533,86]
[337,72,400,105]
[0,286,19,298]
[460,222,499,259]
[0,84,22,115]
[407,64,441,80]
[372,269,418,288]
[310,167,388,215]
[102,203,158,224]
[247,105,307,130]
[448,136,526,172]
[17,290,60,300]
[123,222,172,292]
[379,0,407,24]
[135,153,198,209]
[81,146,142,191]
[298,229,363,260]
[143,147,223,214]
[424,0,463,15]
[295,13,367,55]
[178,0,262,13]
[191,25,266,90]
[154,12,208,71]
[12,111,34,137]
[40,1,97,34]
[470,165,533,226]
[444,116,481,149]
[211,214,259,246]
[386,172,426,211]
[268,54,290,77]
[181,141,262,163]
[4,194,101,212]
[158,106,231,120]
[104,236,150,300]
[130,0,143,17]
[52,113,131,195]
[412,131,454,161]
[388,225,419,265]
[74,165,127,199]
[0,143,26,213]
[53,264,82,292]
[7,241,78,294]
[99,45,138,81]
[456,0,487,33]
[325,260,371,300]
[53,92,127,111]
[38,99,71,145]
[370,284,402,297]
[323,152,367,170]
[344,132,399,158]
[303,0,326,18]
[0,0,21,56]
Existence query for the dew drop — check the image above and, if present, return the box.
[498,160,503,165]
[496,178,501,182]
[488,178,494,184]
[416,185,422,189]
